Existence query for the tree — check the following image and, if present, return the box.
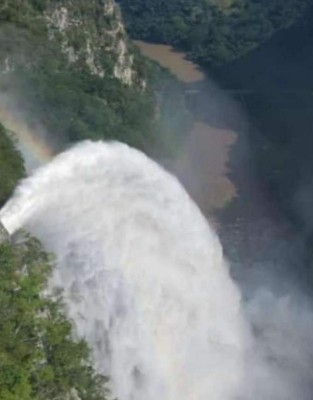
[0,236,109,400]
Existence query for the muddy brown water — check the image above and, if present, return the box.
[134,41,238,214]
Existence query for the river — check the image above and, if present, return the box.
[134,40,238,215]
[134,39,308,291]
[133,39,313,397]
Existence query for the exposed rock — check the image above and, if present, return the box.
[0,0,143,86]
[45,0,137,85]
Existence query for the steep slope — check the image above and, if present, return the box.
[0,235,110,400]
[0,123,25,207]
[1,0,137,83]
[0,0,190,155]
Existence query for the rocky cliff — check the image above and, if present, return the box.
[0,0,159,152]
[45,0,137,85]
[0,0,189,162]
[0,0,141,85]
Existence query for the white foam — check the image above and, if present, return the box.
[0,141,246,400]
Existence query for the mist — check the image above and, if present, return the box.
[1,39,313,400]
[164,70,313,398]
[0,91,61,171]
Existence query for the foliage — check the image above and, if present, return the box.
[0,124,25,207]
[118,0,310,67]
[0,0,190,158]
[0,236,109,400]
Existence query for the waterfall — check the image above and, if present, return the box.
[0,141,246,400]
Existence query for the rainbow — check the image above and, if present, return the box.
[0,104,56,170]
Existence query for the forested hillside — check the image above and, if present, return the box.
[119,0,310,66]
[0,0,190,156]
[0,235,110,400]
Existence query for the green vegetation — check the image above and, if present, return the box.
[118,0,310,67]
[0,236,109,400]
[0,124,25,207]
[0,2,192,397]
[3,59,190,157]
[0,0,190,157]
[0,2,191,399]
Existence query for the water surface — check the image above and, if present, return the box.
[135,40,238,213]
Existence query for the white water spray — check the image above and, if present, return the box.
[0,141,247,400]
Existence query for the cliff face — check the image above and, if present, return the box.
[119,0,310,67]
[0,0,141,86]
[0,0,155,151]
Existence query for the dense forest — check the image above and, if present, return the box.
[118,0,310,67]
[0,235,110,400]
[0,0,190,157]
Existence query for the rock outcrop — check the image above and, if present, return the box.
[0,0,141,86]
[45,0,137,85]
